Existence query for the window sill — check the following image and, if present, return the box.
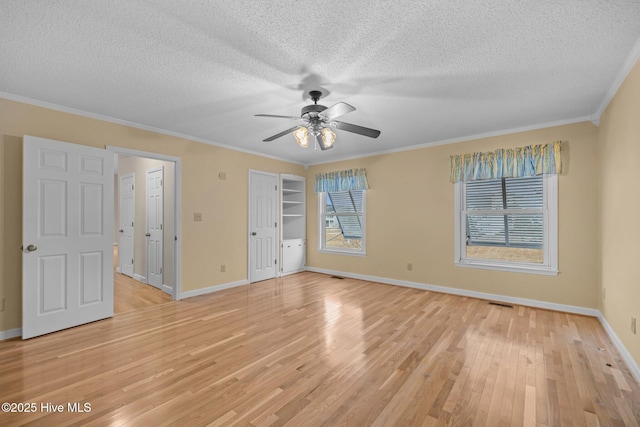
[455,260,558,276]
[318,248,366,257]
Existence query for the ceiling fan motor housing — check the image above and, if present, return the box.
[301,104,327,118]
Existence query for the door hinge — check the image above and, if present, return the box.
[160,267,163,274]
[275,222,277,227]
[275,185,277,190]
[132,221,134,227]
[160,179,163,186]
[131,259,134,264]
[175,236,177,241]
[275,259,277,264]
[132,184,134,190]
[160,224,163,230]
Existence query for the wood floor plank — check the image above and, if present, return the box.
[0,272,639,426]
[114,272,172,313]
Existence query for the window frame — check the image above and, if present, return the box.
[318,190,366,256]
[454,174,558,275]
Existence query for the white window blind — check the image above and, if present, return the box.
[465,176,543,248]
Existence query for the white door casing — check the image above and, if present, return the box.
[249,171,278,283]
[146,167,163,289]
[118,173,135,277]
[23,135,114,339]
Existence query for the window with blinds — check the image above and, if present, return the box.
[465,176,543,248]
[319,190,366,255]
[454,174,558,275]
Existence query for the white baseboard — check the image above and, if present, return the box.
[161,284,173,295]
[597,313,640,383]
[307,267,599,317]
[133,274,147,284]
[115,267,121,274]
[180,279,249,299]
[280,269,306,277]
[0,328,22,341]
[307,267,640,384]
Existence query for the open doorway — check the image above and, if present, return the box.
[109,146,182,313]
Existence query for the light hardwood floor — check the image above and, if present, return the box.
[113,245,172,313]
[114,272,172,313]
[0,272,638,426]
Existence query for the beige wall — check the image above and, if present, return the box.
[597,59,640,367]
[1,135,22,333]
[0,98,305,331]
[117,156,175,288]
[0,138,5,330]
[307,122,600,309]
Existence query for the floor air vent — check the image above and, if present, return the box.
[488,301,514,308]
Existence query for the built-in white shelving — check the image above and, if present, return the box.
[280,174,305,274]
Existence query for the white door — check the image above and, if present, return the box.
[146,167,163,289]
[249,171,278,282]
[22,135,114,339]
[118,173,135,277]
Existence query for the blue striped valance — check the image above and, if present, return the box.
[450,141,561,183]
[314,168,370,193]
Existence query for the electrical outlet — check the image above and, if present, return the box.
[218,172,227,180]
[632,317,637,335]
[220,265,226,273]
[407,263,413,271]
[194,212,203,222]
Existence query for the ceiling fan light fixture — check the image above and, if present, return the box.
[321,127,336,148]
[257,90,380,150]
[293,126,309,148]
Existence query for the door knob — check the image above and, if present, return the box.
[145,233,151,237]
[26,244,37,252]
[251,232,257,236]
[119,229,124,233]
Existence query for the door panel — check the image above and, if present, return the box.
[118,174,135,277]
[81,183,103,235]
[40,180,67,236]
[249,171,277,282]
[23,135,114,339]
[146,167,163,289]
[39,255,67,312]
[80,251,103,305]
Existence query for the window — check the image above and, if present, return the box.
[319,189,366,255]
[454,175,557,275]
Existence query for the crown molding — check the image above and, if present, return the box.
[304,115,592,167]
[0,91,304,166]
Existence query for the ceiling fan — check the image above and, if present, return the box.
[255,90,381,151]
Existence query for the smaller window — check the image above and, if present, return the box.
[319,190,366,255]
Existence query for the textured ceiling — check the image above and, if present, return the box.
[2,1,640,165]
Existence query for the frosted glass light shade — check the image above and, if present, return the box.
[321,127,336,148]
[293,127,309,148]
